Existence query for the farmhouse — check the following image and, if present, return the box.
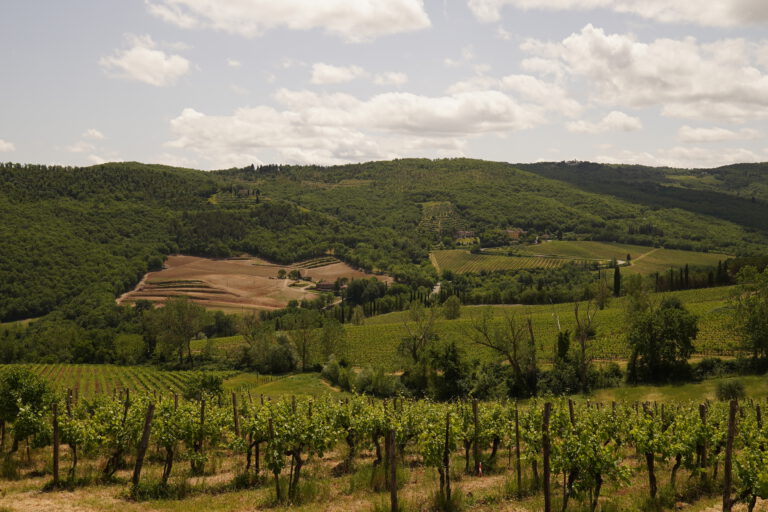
[314,281,336,292]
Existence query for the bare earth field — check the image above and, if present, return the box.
[117,255,390,312]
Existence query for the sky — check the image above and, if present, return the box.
[1,0,767,170]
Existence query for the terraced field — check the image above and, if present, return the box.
[431,249,570,274]
[0,364,281,397]
[118,254,388,312]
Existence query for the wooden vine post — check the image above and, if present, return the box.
[52,402,60,488]
[232,392,240,438]
[387,428,398,512]
[699,403,708,470]
[472,398,481,476]
[722,400,738,512]
[132,402,155,490]
[542,402,552,512]
[443,411,452,501]
[514,404,522,496]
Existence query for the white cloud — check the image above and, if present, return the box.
[82,128,105,140]
[0,139,16,152]
[99,34,190,87]
[444,45,475,67]
[467,0,768,27]
[65,141,96,153]
[146,0,431,43]
[226,58,241,68]
[165,88,547,167]
[373,72,409,86]
[521,25,768,122]
[88,154,108,165]
[496,26,512,40]
[310,63,366,84]
[311,64,409,87]
[595,145,764,168]
[568,110,642,133]
[447,74,582,117]
[678,125,761,143]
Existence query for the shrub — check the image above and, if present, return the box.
[716,379,746,401]
[183,373,224,401]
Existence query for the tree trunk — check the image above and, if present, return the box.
[645,452,657,499]
[162,446,174,484]
[670,453,682,490]
[132,403,155,490]
[591,474,603,512]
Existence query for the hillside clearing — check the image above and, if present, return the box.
[118,255,389,312]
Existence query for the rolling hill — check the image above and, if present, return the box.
[1,158,767,321]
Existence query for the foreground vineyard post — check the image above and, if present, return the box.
[132,402,155,491]
[472,399,481,475]
[387,428,398,512]
[542,402,552,512]
[444,411,452,501]
[232,393,240,438]
[723,400,738,512]
[514,404,522,496]
[52,402,59,488]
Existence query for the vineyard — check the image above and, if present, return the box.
[0,365,281,397]
[486,241,730,275]
[1,379,768,512]
[431,249,570,274]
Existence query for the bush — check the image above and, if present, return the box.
[716,379,746,401]
[183,373,224,401]
[443,296,461,320]
[265,339,296,374]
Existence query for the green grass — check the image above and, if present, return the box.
[246,373,347,398]
[592,375,768,403]
[624,247,730,275]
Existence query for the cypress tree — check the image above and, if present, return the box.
[613,265,621,297]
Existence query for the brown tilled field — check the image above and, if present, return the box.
[117,255,390,312]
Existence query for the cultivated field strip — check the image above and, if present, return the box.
[432,249,570,274]
[0,364,281,397]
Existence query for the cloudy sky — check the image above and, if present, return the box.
[1,0,767,169]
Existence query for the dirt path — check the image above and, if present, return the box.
[429,252,441,274]
[630,247,659,263]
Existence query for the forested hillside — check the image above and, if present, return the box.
[1,158,767,322]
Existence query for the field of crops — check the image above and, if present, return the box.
[512,240,654,261]
[431,249,569,274]
[625,247,730,275]
[496,241,729,275]
[0,364,281,397]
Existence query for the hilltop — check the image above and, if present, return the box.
[1,158,767,321]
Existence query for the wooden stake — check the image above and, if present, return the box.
[542,402,552,512]
[52,402,60,488]
[723,400,738,512]
[132,403,155,489]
